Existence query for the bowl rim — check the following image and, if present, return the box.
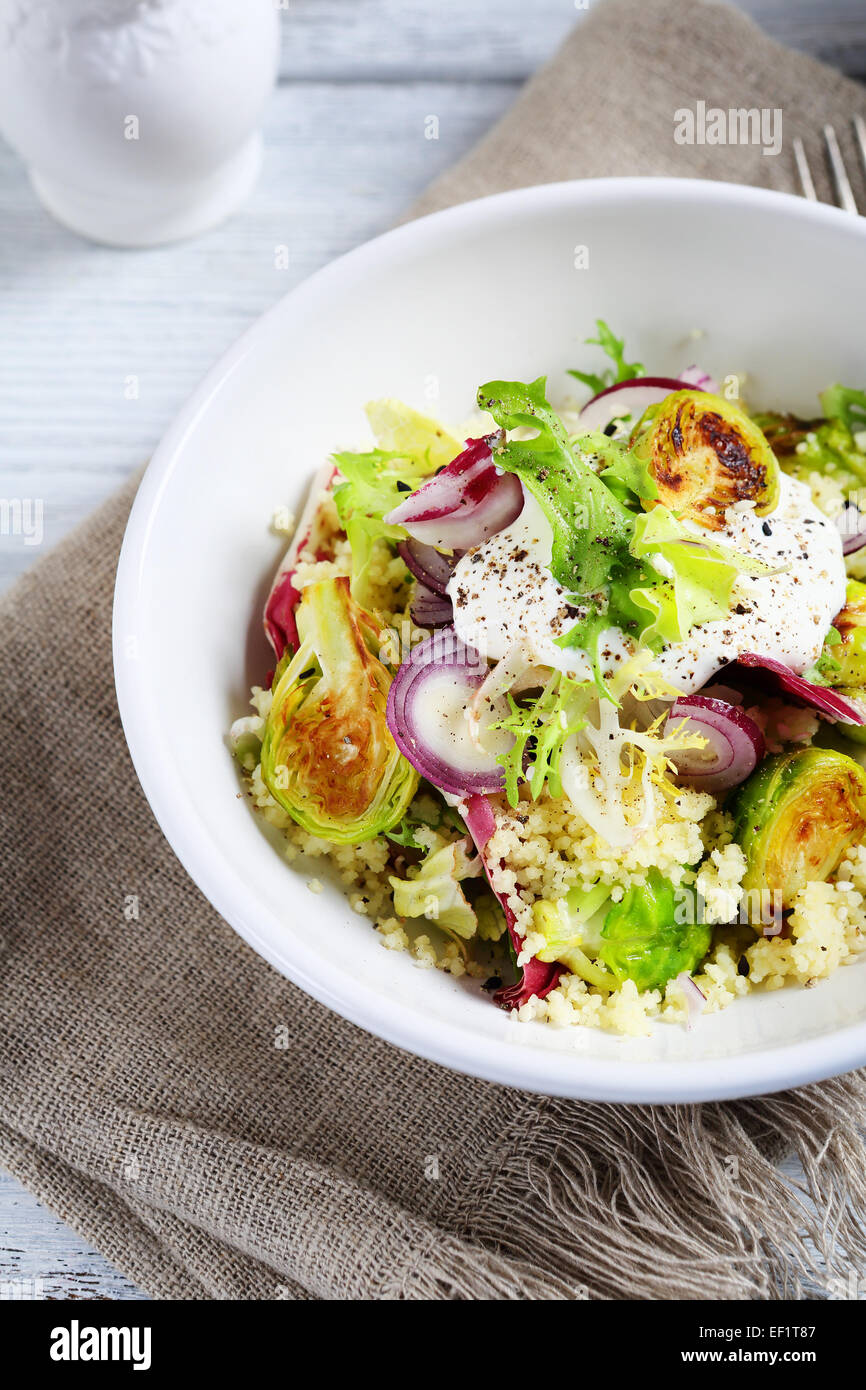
[114,175,866,1102]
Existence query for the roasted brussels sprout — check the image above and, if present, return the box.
[808,583,866,743]
[730,748,866,909]
[829,581,866,689]
[261,576,419,843]
[632,390,780,530]
[597,869,711,992]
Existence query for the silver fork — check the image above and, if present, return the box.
[793,116,866,213]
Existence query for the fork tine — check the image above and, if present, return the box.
[823,124,859,214]
[855,114,866,181]
[792,137,817,201]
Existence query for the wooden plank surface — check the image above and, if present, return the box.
[0,1173,148,1301]
[273,0,866,82]
[0,0,861,1302]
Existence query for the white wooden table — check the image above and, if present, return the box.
[1,0,863,1302]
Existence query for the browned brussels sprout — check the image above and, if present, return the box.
[730,747,866,909]
[261,577,418,843]
[632,390,780,531]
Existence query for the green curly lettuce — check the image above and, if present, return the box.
[568,319,645,396]
[332,400,462,605]
[492,670,592,808]
[477,376,636,594]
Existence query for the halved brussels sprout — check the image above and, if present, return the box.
[261,576,419,843]
[597,869,711,992]
[813,582,866,742]
[730,747,866,909]
[632,390,780,530]
[830,581,866,689]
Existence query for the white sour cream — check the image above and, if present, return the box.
[447,492,632,683]
[448,475,846,695]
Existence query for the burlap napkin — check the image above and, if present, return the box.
[3,0,866,1301]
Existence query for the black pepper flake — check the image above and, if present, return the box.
[761,521,772,536]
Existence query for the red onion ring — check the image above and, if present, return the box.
[676,971,706,1030]
[385,628,505,795]
[464,794,563,1009]
[736,653,865,725]
[665,695,765,793]
[678,364,719,393]
[385,433,523,550]
[833,501,866,556]
[577,376,701,432]
[397,537,461,595]
[410,582,453,628]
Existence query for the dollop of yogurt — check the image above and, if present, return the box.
[447,491,632,682]
[448,474,846,694]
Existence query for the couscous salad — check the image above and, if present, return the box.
[231,324,866,1034]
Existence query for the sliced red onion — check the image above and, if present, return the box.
[464,794,563,1009]
[385,628,506,796]
[577,376,700,432]
[833,501,866,556]
[665,695,765,793]
[397,537,461,595]
[678,363,719,393]
[736,653,865,725]
[384,433,523,550]
[676,971,706,1030]
[264,461,337,658]
[410,582,453,628]
[700,683,744,706]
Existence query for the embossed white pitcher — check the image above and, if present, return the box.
[0,0,279,245]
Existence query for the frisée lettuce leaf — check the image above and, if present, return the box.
[567,319,645,396]
[332,400,463,605]
[477,376,635,593]
[492,670,592,807]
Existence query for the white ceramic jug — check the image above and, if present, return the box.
[0,0,279,246]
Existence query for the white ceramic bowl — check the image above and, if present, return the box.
[114,177,866,1102]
